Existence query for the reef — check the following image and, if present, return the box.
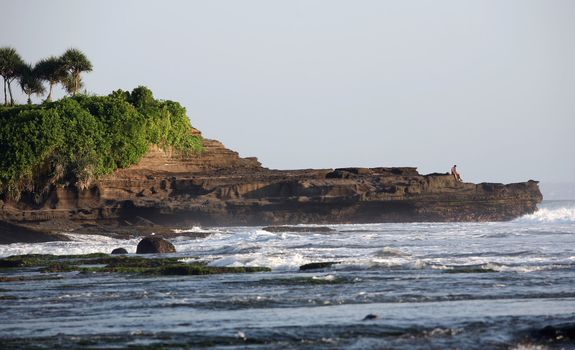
[0,253,270,276]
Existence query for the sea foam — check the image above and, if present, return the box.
[516,207,575,223]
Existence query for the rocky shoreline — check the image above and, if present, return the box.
[0,135,543,244]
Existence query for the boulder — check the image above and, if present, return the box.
[111,247,128,255]
[136,236,176,254]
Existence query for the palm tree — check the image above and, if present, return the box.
[60,48,92,96]
[19,63,46,104]
[61,73,83,96]
[35,56,67,102]
[0,47,25,105]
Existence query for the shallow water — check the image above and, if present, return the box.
[1,201,574,349]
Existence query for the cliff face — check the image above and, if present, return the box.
[0,137,542,229]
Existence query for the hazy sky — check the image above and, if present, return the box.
[2,0,574,184]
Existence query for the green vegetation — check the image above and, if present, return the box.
[18,63,45,104]
[0,47,24,105]
[35,56,68,102]
[0,47,201,200]
[0,86,202,201]
[0,253,108,268]
[59,48,92,96]
[0,47,92,105]
[0,254,271,276]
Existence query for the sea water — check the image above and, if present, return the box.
[0,201,574,349]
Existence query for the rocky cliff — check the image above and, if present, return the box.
[0,135,542,234]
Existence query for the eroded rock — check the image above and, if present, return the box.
[0,221,69,245]
[136,236,176,254]
[0,136,543,232]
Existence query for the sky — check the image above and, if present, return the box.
[2,0,574,184]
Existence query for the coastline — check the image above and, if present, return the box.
[0,138,542,244]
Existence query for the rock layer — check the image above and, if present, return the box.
[0,135,543,233]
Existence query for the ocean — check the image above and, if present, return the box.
[1,200,574,349]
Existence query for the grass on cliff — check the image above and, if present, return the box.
[0,86,202,201]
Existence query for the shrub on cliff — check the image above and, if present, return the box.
[0,86,202,201]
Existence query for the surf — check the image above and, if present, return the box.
[516,202,575,224]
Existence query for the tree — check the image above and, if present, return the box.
[60,48,92,96]
[0,47,25,105]
[19,63,46,104]
[61,73,83,96]
[35,56,67,102]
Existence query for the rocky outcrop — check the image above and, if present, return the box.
[136,236,176,254]
[0,221,69,244]
[0,135,543,235]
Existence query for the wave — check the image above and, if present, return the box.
[373,247,411,258]
[172,226,223,235]
[0,233,141,257]
[515,207,575,224]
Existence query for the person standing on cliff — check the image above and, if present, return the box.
[451,165,462,182]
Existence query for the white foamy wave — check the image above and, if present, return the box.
[373,247,411,257]
[515,207,575,223]
[334,256,421,271]
[207,252,312,271]
[510,343,550,350]
[0,233,140,257]
[312,274,337,281]
[172,226,222,234]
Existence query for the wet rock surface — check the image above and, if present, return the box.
[299,262,341,271]
[136,237,176,254]
[0,253,270,276]
[529,324,575,343]
[0,221,69,244]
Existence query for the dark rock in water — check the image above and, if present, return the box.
[363,314,378,321]
[136,236,176,254]
[0,220,69,245]
[531,324,575,341]
[0,259,22,268]
[299,262,340,271]
[263,226,334,233]
[111,248,128,255]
